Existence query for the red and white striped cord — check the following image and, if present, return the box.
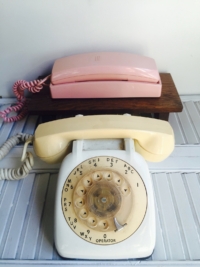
[0,75,50,122]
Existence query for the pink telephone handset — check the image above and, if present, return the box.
[50,52,162,98]
[0,52,162,122]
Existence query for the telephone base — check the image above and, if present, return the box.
[50,80,161,98]
[54,139,156,259]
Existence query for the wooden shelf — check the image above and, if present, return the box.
[28,73,183,121]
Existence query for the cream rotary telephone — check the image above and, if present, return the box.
[32,115,174,259]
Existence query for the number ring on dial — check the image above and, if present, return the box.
[61,156,147,245]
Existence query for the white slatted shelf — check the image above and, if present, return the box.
[153,173,186,260]
[37,174,58,260]
[168,113,186,145]
[168,173,200,259]
[0,98,200,266]
[184,101,200,140]
[1,176,35,259]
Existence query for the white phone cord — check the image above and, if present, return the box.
[0,133,34,181]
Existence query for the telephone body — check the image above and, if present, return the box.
[50,52,162,99]
[33,115,174,259]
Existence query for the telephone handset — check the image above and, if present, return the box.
[34,115,173,163]
[50,52,162,98]
[32,115,174,259]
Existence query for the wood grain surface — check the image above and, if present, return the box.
[28,73,183,120]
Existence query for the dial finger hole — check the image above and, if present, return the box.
[92,172,102,182]
[98,220,109,230]
[79,208,88,219]
[87,217,97,227]
[113,175,123,186]
[121,183,131,196]
[76,186,86,196]
[83,177,93,187]
[75,197,85,208]
[103,172,112,181]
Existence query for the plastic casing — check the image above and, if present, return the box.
[50,52,162,98]
[33,115,174,164]
[54,140,156,259]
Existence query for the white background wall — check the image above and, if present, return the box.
[0,0,200,97]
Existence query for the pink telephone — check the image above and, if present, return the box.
[50,52,162,98]
[0,52,162,123]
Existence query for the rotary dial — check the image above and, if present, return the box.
[61,156,147,245]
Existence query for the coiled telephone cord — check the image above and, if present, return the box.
[0,133,34,180]
[0,75,50,123]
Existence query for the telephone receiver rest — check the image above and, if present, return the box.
[33,115,174,164]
